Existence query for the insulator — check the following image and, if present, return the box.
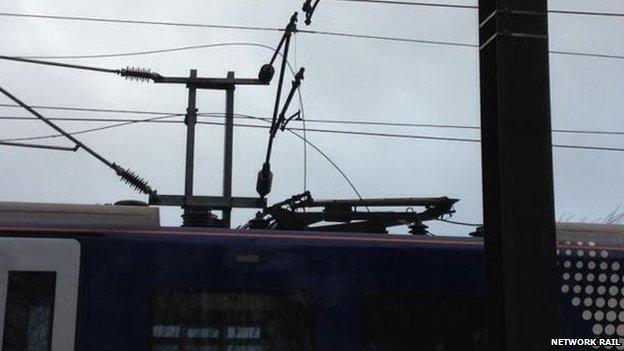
[470,226,485,238]
[256,163,273,198]
[119,66,161,82]
[113,164,155,195]
[409,222,429,235]
[182,206,221,227]
[302,0,312,12]
[247,217,270,230]
[258,64,275,84]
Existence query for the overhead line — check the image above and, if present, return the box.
[2,104,624,136]
[331,0,476,9]
[548,9,624,17]
[0,12,282,32]
[550,50,624,61]
[11,46,624,62]
[299,118,624,136]
[0,54,119,74]
[329,1,624,16]
[0,103,178,116]
[0,115,184,124]
[17,42,282,60]
[3,113,624,152]
[552,144,624,152]
[5,34,624,62]
[2,6,624,34]
[298,28,477,47]
[0,112,365,199]
[0,12,476,48]
[331,0,624,17]
[0,113,184,142]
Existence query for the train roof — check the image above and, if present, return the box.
[0,201,622,249]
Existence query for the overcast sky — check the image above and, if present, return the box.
[0,0,623,235]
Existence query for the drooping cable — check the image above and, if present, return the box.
[437,218,482,226]
[18,42,287,60]
[235,113,365,201]
[12,42,624,62]
[294,33,309,193]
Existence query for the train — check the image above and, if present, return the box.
[0,202,623,351]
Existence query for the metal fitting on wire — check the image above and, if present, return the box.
[119,67,163,82]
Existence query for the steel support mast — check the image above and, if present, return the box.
[478,0,560,350]
[223,71,236,226]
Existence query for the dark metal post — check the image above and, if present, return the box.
[146,70,268,226]
[184,70,198,199]
[478,0,560,350]
[223,71,235,228]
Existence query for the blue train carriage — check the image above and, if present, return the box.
[557,223,624,349]
[0,202,622,350]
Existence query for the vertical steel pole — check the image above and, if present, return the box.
[222,71,235,228]
[184,69,198,199]
[478,0,560,350]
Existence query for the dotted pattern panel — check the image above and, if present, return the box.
[559,240,624,349]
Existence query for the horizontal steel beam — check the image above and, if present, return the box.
[149,194,265,209]
[156,76,269,90]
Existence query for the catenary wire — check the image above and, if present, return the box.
[0,54,119,74]
[0,113,184,142]
[246,116,370,201]
[550,50,624,61]
[1,10,624,38]
[293,32,308,193]
[0,12,476,48]
[233,112,365,201]
[548,9,624,17]
[3,8,624,22]
[0,41,316,193]
[2,104,624,136]
[326,1,624,16]
[329,0,624,17]
[330,0,476,9]
[0,12,282,32]
[0,103,179,116]
[9,42,624,62]
[3,113,624,153]
[2,11,624,55]
[18,42,289,60]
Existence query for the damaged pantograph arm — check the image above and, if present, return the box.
[243,191,458,234]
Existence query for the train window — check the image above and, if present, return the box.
[2,271,57,351]
[149,288,315,351]
[360,292,487,351]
